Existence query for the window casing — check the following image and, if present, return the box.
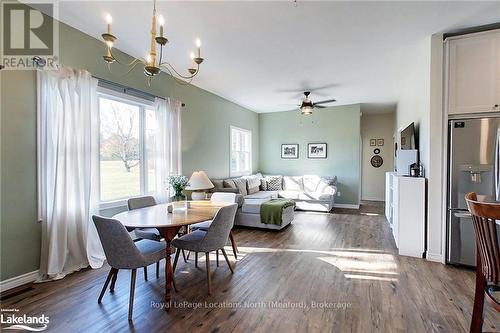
[230,126,252,177]
[98,88,157,208]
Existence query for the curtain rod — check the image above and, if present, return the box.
[93,76,186,107]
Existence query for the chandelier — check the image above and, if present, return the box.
[101,0,204,85]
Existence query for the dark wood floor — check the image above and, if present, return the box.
[2,206,498,332]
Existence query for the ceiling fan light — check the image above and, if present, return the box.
[300,105,313,115]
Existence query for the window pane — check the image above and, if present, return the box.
[230,127,252,175]
[145,108,156,193]
[99,97,141,201]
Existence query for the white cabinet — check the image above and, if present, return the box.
[385,172,426,258]
[447,30,500,115]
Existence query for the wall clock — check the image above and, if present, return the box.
[370,155,383,168]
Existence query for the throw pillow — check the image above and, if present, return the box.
[211,179,224,189]
[244,175,261,190]
[266,176,283,191]
[260,178,267,190]
[232,178,248,196]
[247,186,259,194]
[223,179,236,189]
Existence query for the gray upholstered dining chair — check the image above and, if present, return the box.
[172,203,238,295]
[127,196,187,279]
[92,215,169,321]
[190,192,239,264]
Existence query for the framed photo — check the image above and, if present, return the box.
[377,139,384,146]
[370,139,376,146]
[281,144,299,159]
[307,143,327,159]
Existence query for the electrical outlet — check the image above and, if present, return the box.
[337,192,341,197]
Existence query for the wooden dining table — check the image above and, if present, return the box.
[112,200,230,309]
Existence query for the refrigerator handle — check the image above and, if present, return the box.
[495,128,500,201]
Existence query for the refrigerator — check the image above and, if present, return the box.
[447,117,500,266]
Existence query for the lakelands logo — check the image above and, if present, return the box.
[1,308,49,331]
[1,0,59,70]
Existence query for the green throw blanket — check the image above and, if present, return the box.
[260,199,296,225]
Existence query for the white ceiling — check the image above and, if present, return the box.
[54,1,500,113]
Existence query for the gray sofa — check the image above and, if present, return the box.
[209,174,337,229]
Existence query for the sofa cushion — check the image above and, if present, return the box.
[298,192,334,201]
[283,176,303,191]
[278,190,301,200]
[247,186,260,195]
[223,179,236,189]
[233,178,248,196]
[241,198,269,214]
[317,177,337,193]
[244,191,278,200]
[303,175,321,192]
[265,176,283,191]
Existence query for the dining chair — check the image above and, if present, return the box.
[172,203,238,295]
[464,192,500,333]
[127,196,187,279]
[190,192,239,264]
[92,215,169,321]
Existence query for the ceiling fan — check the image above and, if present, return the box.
[299,91,336,115]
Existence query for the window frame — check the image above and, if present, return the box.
[97,87,155,209]
[229,125,252,177]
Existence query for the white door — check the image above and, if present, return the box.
[448,31,500,115]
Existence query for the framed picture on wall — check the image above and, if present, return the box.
[370,139,376,146]
[281,144,299,159]
[377,139,384,146]
[307,143,327,159]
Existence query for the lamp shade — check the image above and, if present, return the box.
[185,171,214,191]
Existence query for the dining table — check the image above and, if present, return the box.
[112,200,230,310]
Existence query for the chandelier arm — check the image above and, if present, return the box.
[159,62,198,80]
[160,65,194,85]
[108,48,143,67]
[125,60,145,75]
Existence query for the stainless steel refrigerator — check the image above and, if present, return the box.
[447,117,500,266]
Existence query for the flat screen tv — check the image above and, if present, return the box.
[400,122,417,150]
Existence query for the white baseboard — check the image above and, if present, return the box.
[426,252,445,263]
[334,203,360,209]
[0,270,39,292]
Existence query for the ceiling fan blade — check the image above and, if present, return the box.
[314,105,327,109]
[313,99,337,105]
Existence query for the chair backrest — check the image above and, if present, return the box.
[211,192,236,204]
[128,196,156,210]
[92,215,143,269]
[465,192,500,284]
[201,204,238,250]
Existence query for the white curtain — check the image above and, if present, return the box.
[152,97,182,203]
[37,67,105,281]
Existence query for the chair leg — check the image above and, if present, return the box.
[143,266,148,281]
[195,252,198,268]
[229,231,238,259]
[128,269,137,321]
[205,252,212,295]
[216,250,220,267]
[186,251,191,260]
[221,248,234,274]
[110,268,118,292]
[182,250,188,263]
[470,255,486,333]
[156,261,160,278]
[98,268,115,303]
[172,248,181,273]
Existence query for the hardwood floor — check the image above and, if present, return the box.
[2,207,498,332]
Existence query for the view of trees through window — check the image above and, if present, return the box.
[99,94,156,202]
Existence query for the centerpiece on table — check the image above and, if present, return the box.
[168,175,189,201]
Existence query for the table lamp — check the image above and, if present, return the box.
[185,171,214,200]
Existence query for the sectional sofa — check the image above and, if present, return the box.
[208,173,337,229]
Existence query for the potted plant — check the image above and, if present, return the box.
[168,175,189,200]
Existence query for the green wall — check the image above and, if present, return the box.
[259,104,361,206]
[0,21,258,281]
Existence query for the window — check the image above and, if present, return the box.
[230,126,252,177]
[98,89,157,206]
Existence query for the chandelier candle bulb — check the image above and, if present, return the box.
[159,15,164,37]
[106,14,112,34]
[196,38,201,58]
